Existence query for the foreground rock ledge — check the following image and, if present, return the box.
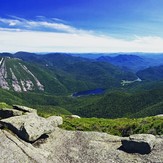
[0,128,162,163]
[0,105,163,163]
[0,105,63,142]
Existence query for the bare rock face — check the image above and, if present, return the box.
[121,134,156,154]
[0,58,44,92]
[0,130,49,163]
[0,127,162,163]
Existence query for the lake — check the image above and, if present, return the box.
[72,88,105,97]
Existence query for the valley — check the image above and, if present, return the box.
[0,52,162,120]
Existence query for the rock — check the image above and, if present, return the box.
[13,105,37,114]
[0,113,63,142]
[69,115,81,119]
[0,128,163,163]
[0,129,49,163]
[155,114,163,117]
[0,108,23,119]
[121,134,156,154]
[39,129,163,163]
[47,116,63,126]
[0,104,162,162]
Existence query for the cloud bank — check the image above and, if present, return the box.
[0,16,163,53]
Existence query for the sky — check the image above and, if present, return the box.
[0,0,163,53]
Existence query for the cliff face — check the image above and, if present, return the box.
[0,57,44,92]
[0,106,163,163]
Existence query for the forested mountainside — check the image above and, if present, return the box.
[0,52,137,93]
[137,65,163,81]
[97,54,163,72]
[66,88,163,118]
[0,52,162,119]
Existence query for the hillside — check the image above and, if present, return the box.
[0,52,162,120]
[97,54,149,72]
[0,57,44,92]
[0,52,137,92]
[137,65,163,81]
[66,88,163,118]
[0,57,70,95]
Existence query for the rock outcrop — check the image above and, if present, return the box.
[0,105,163,163]
[0,105,62,142]
[0,127,162,163]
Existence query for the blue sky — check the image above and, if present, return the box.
[0,0,163,52]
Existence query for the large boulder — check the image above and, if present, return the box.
[121,134,156,154]
[0,113,63,142]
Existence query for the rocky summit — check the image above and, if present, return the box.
[0,106,163,163]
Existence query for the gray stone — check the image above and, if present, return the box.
[0,129,49,163]
[121,134,156,154]
[47,116,63,126]
[155,114,163,117]
[0,113,63,142]
[69,115,81,119]
[13,105,37,114]
[39,129,163,163]
[0,128,163,163]
[0,108,23,119]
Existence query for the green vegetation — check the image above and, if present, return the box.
[36,106,71,118]
[0,102,11,108]
[4,58,69,95]
[0,86,163,119]
[65,89,163,118]
[15,52,137,91]
[61,116,163,136]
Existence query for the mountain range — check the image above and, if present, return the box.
[0,52,163,119]
[97,54,163,72]
[0,52,137,94]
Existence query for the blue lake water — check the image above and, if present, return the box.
[72,88,105,97]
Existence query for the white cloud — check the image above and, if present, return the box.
[0,17,163,53]
[0,17,87,34]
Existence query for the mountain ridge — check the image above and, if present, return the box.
[0,52,137,94]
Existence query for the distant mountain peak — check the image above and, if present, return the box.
[97,54,147,72]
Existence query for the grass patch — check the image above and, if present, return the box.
[61,116,163,136]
